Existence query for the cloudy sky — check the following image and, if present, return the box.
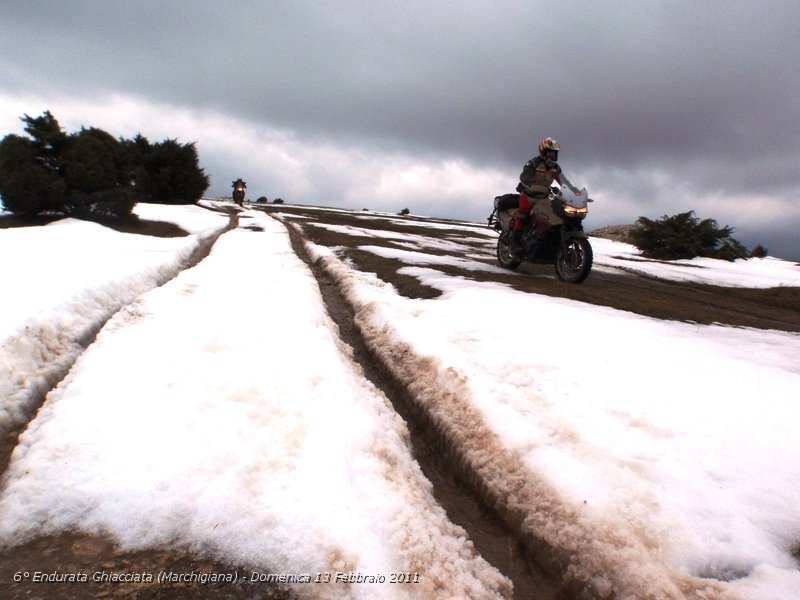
[2,0,799,258]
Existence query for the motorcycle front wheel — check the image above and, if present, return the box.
[496,232,521,270]
[555,237,593,284]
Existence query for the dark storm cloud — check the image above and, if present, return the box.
[2,0,799,257]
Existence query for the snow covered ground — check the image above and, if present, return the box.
[1,203,799,599]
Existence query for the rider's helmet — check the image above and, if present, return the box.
[538,137,560,163]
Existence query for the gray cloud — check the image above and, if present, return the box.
[2,0,799,258]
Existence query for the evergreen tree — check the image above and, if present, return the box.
[0,110,210,218]
[131,138,209,203]
[0,133,66,216]
[630,211,749,261]
[21,110,68,173]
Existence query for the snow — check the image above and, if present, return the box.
[590,237,800,288]
[1,203,799,599]
[0,203,228,436]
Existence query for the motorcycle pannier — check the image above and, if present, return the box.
[494,193,519,212]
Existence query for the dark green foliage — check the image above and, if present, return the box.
[399,207,410,215]
[0,134,67,215]
[750,244,768,259]
[630,211,750,262]
[63,127,129,193]
[125,136,209,204]
[21,111,68,172]
[256,196,268,203]
[0,111,210,220]
[272,198,284,204]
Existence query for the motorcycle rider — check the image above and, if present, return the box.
[511,137,578,254]
[232,178,247,205]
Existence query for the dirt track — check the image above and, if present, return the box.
[509,263,800,332]
[1,205,798,600]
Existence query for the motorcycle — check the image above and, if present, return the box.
[232,184,246,207]
[487,180,594,284]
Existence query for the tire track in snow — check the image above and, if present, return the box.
[0,209,239,476]
[279,217,744,600]
[280,217,559,600]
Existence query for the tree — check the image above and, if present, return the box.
[0,111,211,220]
[21,110,68,173]
[0,134,66,215]
[128,137,209,203]
[630,211,749,261]
[399,207,410,215]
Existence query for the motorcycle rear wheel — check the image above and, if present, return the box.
[555,237,593,284]
[496,233,521,270]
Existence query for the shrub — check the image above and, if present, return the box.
[399,207,410,215]
[0,134,66,216]
[125,137,209,204]
[273,198,284,204]
[750,244,768,258]
[630,211,749,261]
[0,111,211,220]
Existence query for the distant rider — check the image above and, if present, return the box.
[512,137,578,253]
[232,178,247,189]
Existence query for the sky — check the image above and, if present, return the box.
[1,0,799,259]
[1,202,798,599]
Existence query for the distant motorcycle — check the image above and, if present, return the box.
[233,184,246,207]
[232,179,247,206]
[488,181,594,284]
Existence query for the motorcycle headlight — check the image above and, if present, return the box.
[563,205,588,218]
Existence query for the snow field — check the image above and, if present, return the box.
[2,203,799,600]
[0,205,228,437]
[301,232,800,600]
[0,210,511,600]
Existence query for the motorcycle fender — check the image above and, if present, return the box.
[562,229,588,240]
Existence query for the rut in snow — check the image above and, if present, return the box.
[0,209,239,475]
[281,217,561,600]
[278,215,744,600]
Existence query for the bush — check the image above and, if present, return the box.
[0,134,66,215]
[399,207,410,215]
[273,198,284,204]
[750,244,768,258]
[630,211,749,261]
[0,111,211,219]
[125,136,209,204]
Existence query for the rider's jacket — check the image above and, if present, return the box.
[519,156,561,197]
[514,156,562,229]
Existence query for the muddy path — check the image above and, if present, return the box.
[265,204,800,598]
[263,203,800,332]
[285,225,563,600]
